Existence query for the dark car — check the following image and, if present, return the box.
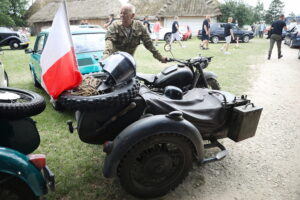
[284,25,300,48]
[197,23,254,44]
[0,27,29,50]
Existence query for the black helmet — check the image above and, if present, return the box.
[102,51,136,86]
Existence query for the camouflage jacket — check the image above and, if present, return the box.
[103,20,164,62]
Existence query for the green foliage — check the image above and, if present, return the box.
[264,0,285,24]
[0,0,15,27]
[253,1,265,23]
[0,0,28,27]
[217,0,255,26]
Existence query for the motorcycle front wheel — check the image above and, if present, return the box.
[118,133,193,198]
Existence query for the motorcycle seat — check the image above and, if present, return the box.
[137,73,156,84]
[139,86,228,133]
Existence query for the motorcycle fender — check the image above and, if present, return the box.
[203,71,217,80]
[0,147,47,196]
[2,36,21,44]
[103,114,204,178]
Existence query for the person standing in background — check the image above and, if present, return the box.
[200,16,210,50]
[143,16,152,33]
[221,17,235,55]
[259,21,266,38]
[235,19,240,47]
[170,16,185,48]
[104,14,115,29]
[153,17,161,46]
[268,14,287,60]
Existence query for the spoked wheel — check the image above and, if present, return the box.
[118,134,193,198]
[0,87,45,119]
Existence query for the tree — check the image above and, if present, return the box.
[8,0,29,26]
[253,1,265,23]
[0,0,15,27]
[0,0,28,27]
[264,0,285,24]
[217,0,255,27]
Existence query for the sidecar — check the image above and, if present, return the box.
[0,87,55,199]
[65,52,262,198]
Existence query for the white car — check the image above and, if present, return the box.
[149,23,173,42]
[0,49,8,87]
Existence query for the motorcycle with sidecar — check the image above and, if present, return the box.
[62,52,262,198]
[0,87,55,199]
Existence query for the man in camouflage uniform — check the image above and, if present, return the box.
[103,4,167,63]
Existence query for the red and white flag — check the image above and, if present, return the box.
[40,0,82,99]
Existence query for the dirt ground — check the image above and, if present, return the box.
[161,45,300,200]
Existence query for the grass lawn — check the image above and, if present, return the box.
[1,37,268,200]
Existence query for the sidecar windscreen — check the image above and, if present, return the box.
[140,86,229,134]
[102,51,136,85]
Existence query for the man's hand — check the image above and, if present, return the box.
[161,56,168,63]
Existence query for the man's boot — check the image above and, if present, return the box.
[268,53,271,60]
[278,54,283,59]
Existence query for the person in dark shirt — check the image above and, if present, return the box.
[200,16,211,50]
[221,17,235,55]
[104,14,115,29]
[143,16,152,33]
[169,16,185,48]
[268,14,287,59]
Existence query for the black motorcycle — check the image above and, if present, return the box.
[137,55,220,92]
[62,52,262,198]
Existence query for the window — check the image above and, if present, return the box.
[72,33,105,53]
[35,34,46,53]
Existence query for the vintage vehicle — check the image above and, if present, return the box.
[62,52,262,198]
[197,23,254,43]
[0,27,29,50]
[0,49,8,87]
[0,87,55,199]
[284,25,300,48]
[25,26,106,88]
[137,54,220,91]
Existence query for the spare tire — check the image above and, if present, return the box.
[58,78,140,111]
[0,87,46,119]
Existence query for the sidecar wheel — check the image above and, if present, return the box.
[0,87,46,119]
[207,78,221,90]
[58,78,140,111]
[0,174,38,200]
[118,134,193,198]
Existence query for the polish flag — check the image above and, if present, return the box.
[40,1,82,99]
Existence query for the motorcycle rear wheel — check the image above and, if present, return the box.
[207,78,221,90]
[0,87,46,119]
[118,133,193,198]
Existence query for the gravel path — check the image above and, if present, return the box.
[163,45,300,200]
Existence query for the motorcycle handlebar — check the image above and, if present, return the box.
[166,56,213,65]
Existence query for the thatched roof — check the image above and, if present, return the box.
[28,0,121,23]
[129,0,221,17]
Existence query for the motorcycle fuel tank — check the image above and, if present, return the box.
[155,65,193,89]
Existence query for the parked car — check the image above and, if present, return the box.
[284,25,300,48]
[0,48,8,87]
[181,25,192,40]
[149,23,173,42]
[197,23,254,43]
[0,27,29,50]
[26,26,106,88]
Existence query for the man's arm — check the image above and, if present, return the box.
[230,26,235,40]
[103,24,117,59]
